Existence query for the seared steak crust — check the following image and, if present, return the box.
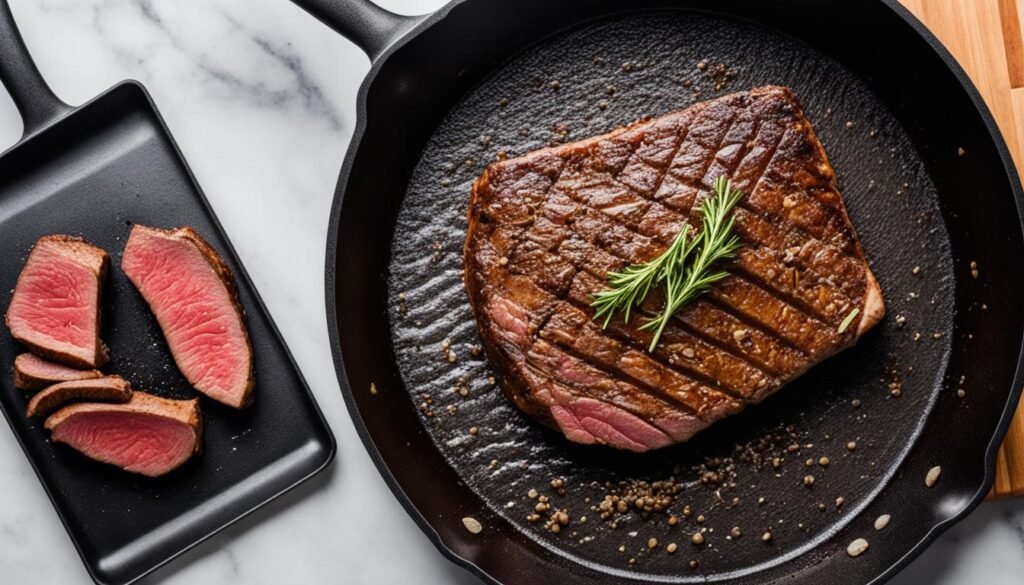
[464,86,883,452]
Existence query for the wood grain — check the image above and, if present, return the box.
[898,0,1024,498]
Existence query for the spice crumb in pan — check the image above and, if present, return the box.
[462,516,483,534]
[369,382,378,395]
[847,538,869,557]
[925,466,942,487]
[691,532,705,545]
[666,542,678,554]
[761,530,773,542]
[874,514,891,530]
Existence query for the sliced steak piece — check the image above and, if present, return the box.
[465,86,885,451]
[121,225,254,408]
[26,375,133,418]
[45,391,202,477]
[6,235,110,368]
[13,353,103,392]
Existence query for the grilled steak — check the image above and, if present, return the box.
[13,353,103,392]
[121,225,254,409]
[464,86,884,452]
[26,375,133,418]
[6,235,110,368]
[45,391,202,477]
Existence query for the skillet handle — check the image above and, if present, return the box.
[290,0,423,60]
[0,1,70,140]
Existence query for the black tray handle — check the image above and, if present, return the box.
[0,0,71,141]
[290,0,426,60]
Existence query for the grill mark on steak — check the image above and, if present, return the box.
[540,307,751,410]
[547,293,765,403]
[672,100,743,195]
[539,313,725,413]
[473,238,742,424]
[489,152,855,377]
[501,210,815,379]
[519,190,844,355]
[647,106,866,286]
[553,234,813,366]
[530,234,807,385]
[552,185,855,327]
[673,92,860,256]
[498,248,759,402]
[486,281,720,427]
[527,331,738,443]
[746,125,853,244]
[541,126,862,326]
[465,86,885,450]
[497,229,788,400]
[498,294,743,445]
[581,187,851,336]
[621,112,692,198]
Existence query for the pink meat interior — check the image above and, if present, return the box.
[51,411,196,477]
[122,230,250,406]
[8,245,99,364]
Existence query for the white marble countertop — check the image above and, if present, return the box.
[0,1,1021,583]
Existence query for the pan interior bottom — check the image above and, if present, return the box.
[387,10,953,579]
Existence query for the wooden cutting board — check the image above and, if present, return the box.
[898,0,1024,498]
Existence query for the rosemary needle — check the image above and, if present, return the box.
[592,175,744,351]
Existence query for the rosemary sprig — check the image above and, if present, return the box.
[591,175,745,351]
[591,224,697,329]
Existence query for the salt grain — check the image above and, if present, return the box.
[874,514,890,530]
[847,538,869,557]
[925,466,942,487]
[462,517,483,534]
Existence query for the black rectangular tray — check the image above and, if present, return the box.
[0,81,336,585]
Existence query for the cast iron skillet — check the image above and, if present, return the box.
[292,0,1024,582]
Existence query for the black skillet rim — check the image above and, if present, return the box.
[0,79,338,585]
[322,1,1024,583]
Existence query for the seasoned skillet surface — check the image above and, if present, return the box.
[388,11,953,578]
